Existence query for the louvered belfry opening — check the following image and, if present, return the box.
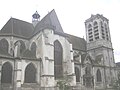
[54,40,63,79]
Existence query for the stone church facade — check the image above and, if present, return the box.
[0,9,118,90]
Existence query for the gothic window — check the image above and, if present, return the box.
[24,63,36,83]
[93,21,99,40]
[0,38,9,52]
[100,21,103,26]
[75,67,80,82]
[88,24,93,42]
[85,67,91,75]
[14,40,26,54]
[20,41,26,54]
[54,40,63,79]
[83,66,94,87]
[1,62,13,83]
[94,21,98,26]
[88,24,92,28]
[31,42,37,56]
[105,23,109,40]
[96,69,102,82]
[105,23,107,30]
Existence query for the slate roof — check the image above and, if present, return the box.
[0,18,34,38]
[0,9,64,39]
[0,9,87,53]
[66,34,86,51]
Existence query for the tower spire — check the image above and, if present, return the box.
[32,11,40,27]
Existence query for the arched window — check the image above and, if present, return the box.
[104,23,109,40]
[75,67,80,82]
[1,62,13,83]
[24,63,36,83]
[0,39,9,52]
[100,21,103,26]
[15,40,26,54]
[88,24,92,28]
[85,66,91,75]
[94,21,98,26]
[31,42,36,56]
[93,21,99,40]
[19,41,26,54]
[54,40,63,79]
[105,23,107,29]
[96,69,102,82]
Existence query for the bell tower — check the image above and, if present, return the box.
[85,14,116,86]
[32,11,40,27]
[85,14,112,50]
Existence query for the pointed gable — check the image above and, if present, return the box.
[0,18,34,38]
[33,9,64,36]
[0,18,13,35]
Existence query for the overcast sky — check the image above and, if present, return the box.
[0,0,120,62]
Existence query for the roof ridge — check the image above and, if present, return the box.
[11,17,33,25]
[0,17,34,38]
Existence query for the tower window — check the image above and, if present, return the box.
[88,32,92,35]
[102,36,105,39]
[100,21,104,28]
[95,36,99,40]
[94,30,98,33]
[94,26,98,29]
[88,29,92,32]
[94,33,99,36]
[96,69,102,82]
[88,24,92,28]
[94,21,98,26]
[89,39,93,42]
[89,35,93,38]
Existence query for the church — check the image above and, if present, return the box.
[0,9,118,90]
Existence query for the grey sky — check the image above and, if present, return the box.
[0,0,120,62]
